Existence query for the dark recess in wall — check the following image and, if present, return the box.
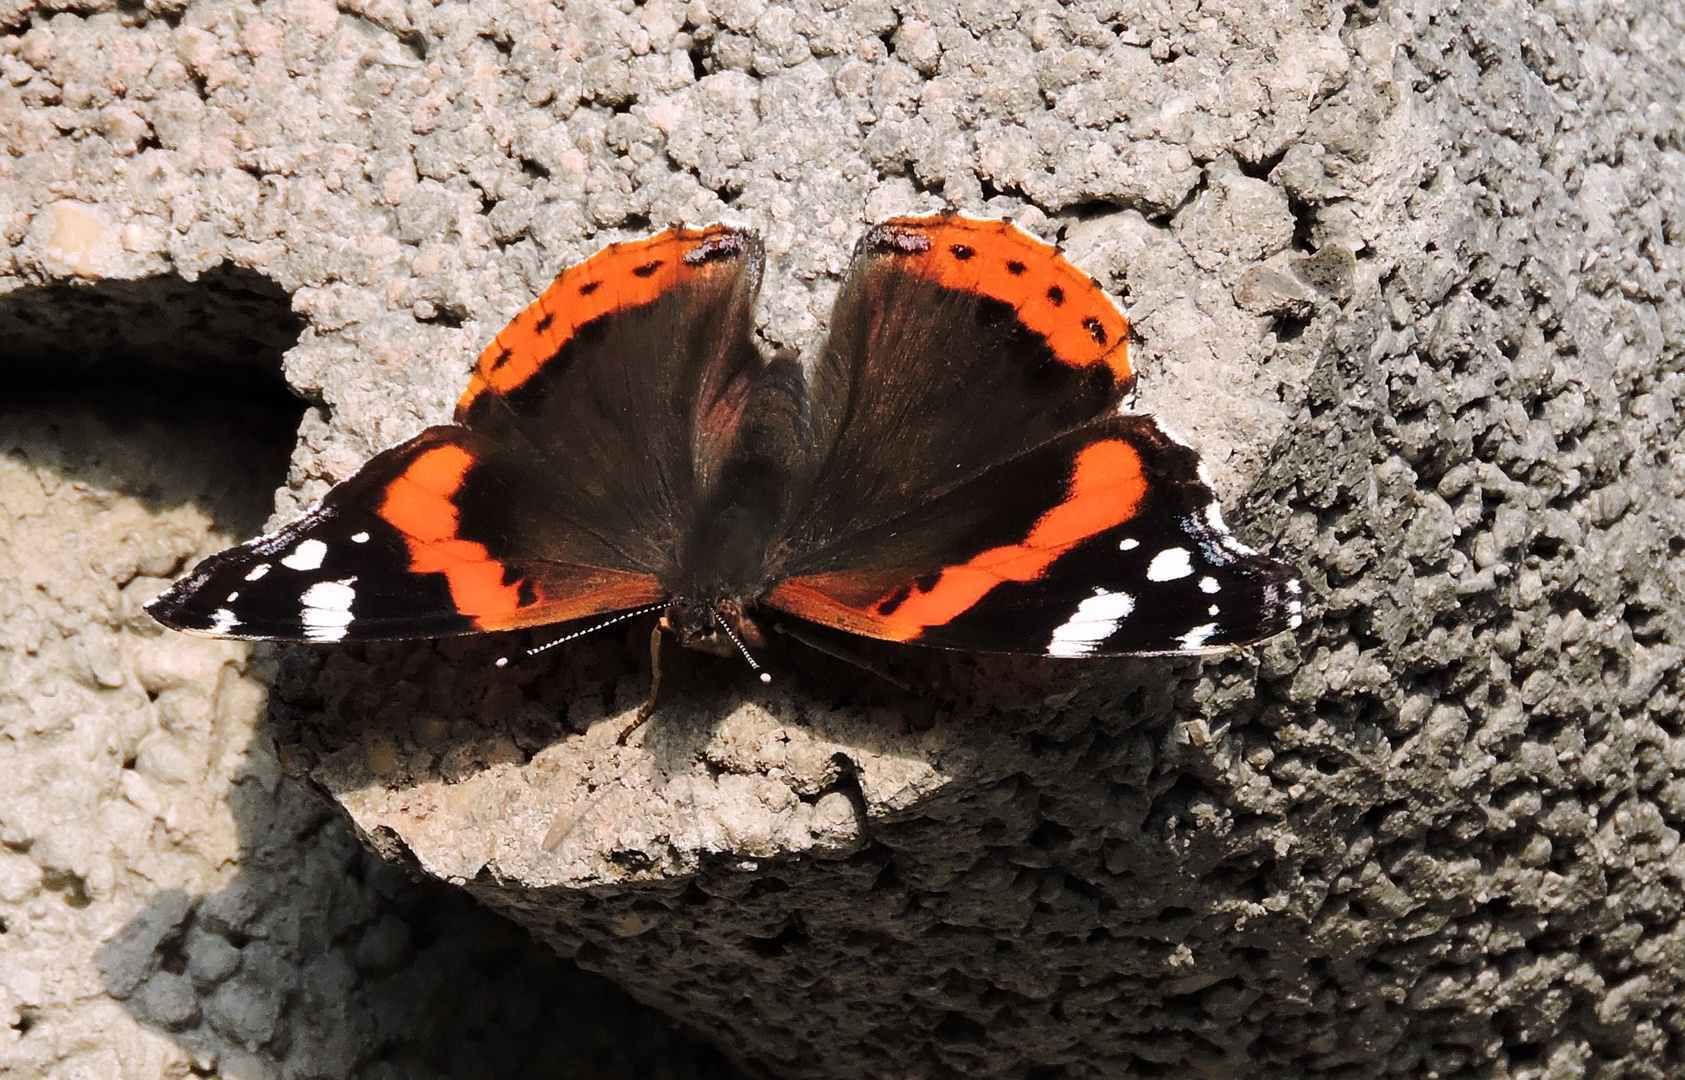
[0,265,305,404]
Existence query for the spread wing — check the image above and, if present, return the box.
[151,225,765,641]
[762,215,1302,655]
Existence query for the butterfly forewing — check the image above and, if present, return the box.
[147,427,669,640]
[782,217,1135,560]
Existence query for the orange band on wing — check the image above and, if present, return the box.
[377,443,525,620]
[871,216,1132,382]
[456,224,747,415]
[375,442,668,630]
[768,439,1148,641]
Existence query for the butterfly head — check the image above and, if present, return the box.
[665,598,772,682]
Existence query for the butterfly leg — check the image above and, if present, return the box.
[617,616,669,745]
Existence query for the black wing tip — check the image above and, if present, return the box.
[1183,562,1307,653]
[1057,555,1306,658]
[143,575,243,638]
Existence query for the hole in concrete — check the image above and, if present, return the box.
[931,1010,987,1045]
[414,301,468,328]
[1237,147,1289,180]
[42,869,92,909]
[156,925,190,976]
[1,265,303,402]
[0,266,305,538]
[1029,820,1075,851]
[12,1007,36,1035]
[745,914,808,958]
[1272,312,1312,342]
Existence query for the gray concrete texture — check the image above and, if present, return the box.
[1,0,1682,1077]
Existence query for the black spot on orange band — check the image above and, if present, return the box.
[868,216,1131,381]
[456,224,751,415]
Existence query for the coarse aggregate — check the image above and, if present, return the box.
[3,0,1683,1077]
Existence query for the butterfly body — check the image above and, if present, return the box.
[149,216,1303,664]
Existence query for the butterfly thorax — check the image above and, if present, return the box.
[668,355,807,614]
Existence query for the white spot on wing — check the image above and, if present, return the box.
[1178,622,1219,650]
[209,608,239,634]
[351,531,370,543]
[1199,576,1220,594]
[1208,604,1220,616]
[300,577,358,642]
[281,538,328,571]
[225,592,239,602]
[1118,538,1140,551]
[245,563,271,581]
[1146,547,1194,582]
[1048,588,1136,657]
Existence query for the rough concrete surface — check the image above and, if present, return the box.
[3,0,1684,1078]
[0,379,747,1075]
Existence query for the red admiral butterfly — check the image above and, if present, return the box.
[149,216,1302,680]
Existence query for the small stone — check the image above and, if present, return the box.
[808,791,862,853]
[185,928,243,988]
[1234,265,1316,317]
[353,914,414,976]
[203,975,281,1047]
[133,971,200,1030]
[1291,243,1356,299]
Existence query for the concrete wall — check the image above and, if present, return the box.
[3,0,1683,1077]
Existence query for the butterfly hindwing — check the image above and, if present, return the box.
[777,216,1134,560]
[455,224,766,574]
[767,416,1301,654]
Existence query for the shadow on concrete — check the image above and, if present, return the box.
[2,269,745,1078]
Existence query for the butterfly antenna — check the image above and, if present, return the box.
[713,611,773,684]
[495,603,668,668]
